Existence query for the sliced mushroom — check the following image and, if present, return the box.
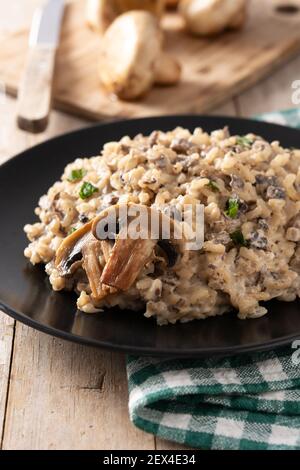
[55,221,94,276]
[100,239,113,263]
[179,0,247,36]
[82,240,117,300]
[100,234,156,291]
[55,203,185,298]
[98,11,181,100]
[86,0,165,33]
[92,203,185,290]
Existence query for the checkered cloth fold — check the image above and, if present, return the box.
[127,110,300,450]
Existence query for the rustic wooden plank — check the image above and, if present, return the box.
[2,325,154,450]
[1,0,300,120]
[0,88,31,448]
[0,313,14,447]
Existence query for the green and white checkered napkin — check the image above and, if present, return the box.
[126,109,300,450]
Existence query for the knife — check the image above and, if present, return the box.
[17,0,65,133]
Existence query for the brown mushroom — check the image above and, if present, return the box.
[55,203,184,300]
[82,240,116,300]
[55,221,117,301]
[55,221,94,276]
[92,203,185,290]
[86,0,165,33]
[179,0,247,36]
[98,11,181,100]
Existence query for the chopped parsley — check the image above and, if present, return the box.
[68,227,77,235]
[236,136,254,147]
[230,230,249,247]
[206,180,220,192]
[225,197,239,218]
[79,182,98,199]
[68,168,87,182]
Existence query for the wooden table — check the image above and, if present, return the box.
[0,0,299,450]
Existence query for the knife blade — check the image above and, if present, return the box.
[17,0,65,133]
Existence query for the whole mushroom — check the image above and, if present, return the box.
[86,0,165,33]
[98,11,181,100]
[179,0,247,36]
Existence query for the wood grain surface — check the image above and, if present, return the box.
[0,0,300,450]
[1,0,300,120]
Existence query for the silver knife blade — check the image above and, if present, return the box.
[29,0,65,47]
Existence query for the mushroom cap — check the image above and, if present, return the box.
[86,0,165,34]
[86,0,118,33]
[99,11,163,100]
[179,0,246,36]
[115,0,165,17]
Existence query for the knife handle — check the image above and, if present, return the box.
[17,45,56,133]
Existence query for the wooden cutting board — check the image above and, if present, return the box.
[1,0,300,121]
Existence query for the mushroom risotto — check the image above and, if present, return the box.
[24,127,300,325]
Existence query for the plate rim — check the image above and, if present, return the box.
[1,114,300,357]
[1,298,298,357]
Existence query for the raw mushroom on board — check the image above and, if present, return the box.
[179,0,247,36]
[98,11,181,100]
[86,0,165,33]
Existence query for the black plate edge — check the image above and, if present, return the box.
[1,114,299,173]
[1,299,298,357]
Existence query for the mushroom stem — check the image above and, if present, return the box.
[154,53,182,86]
[82,240,108,300]
[101,231,156,290]
[100,240,113,263]
[55,221,94,275]
[98,11,181,100]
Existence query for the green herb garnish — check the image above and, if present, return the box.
[236,136,254,147]
[79,182,98,200]
[68,227,77,235]
[206,180,220,192]
[68,168,87,182]
[225,197,239,218]
[230,230,249,247]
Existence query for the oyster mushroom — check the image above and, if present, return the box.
[179,0,247,36]
[99,11,181,100]
[82,240,117,300]
[92,203,184,290]
[55,221,116,300]
[86,0,165,33]
[55,220,94,276]
[55,203,184,298]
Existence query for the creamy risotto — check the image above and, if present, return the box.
[24,127,300,324]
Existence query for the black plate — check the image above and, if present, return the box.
[0,115,299,357]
